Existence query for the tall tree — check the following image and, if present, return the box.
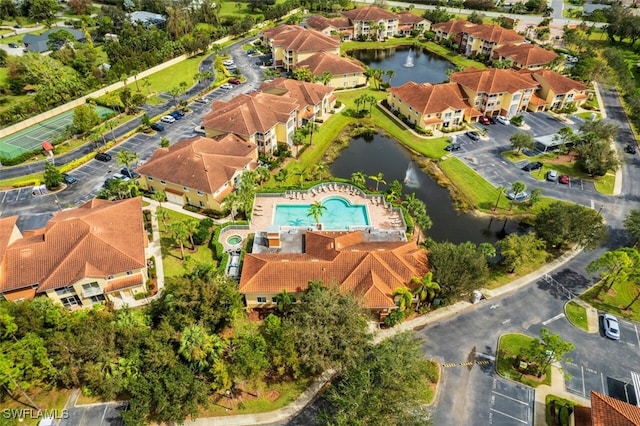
[535,202,607,249]
[351,171,367,187]
[496,232,548,273]
[521,328,575,378]
[369,172,386,191]
[116,149,139,173]
[411,272,440,310]
[43,161,62,190]
[587,248,638,298]
[624,209,640,246]
[428,241,489,300]
[169,221,189,259]
[307,201,327,225]
[510,132,535,153]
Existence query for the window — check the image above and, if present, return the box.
[126,271,133,276]
[257,297,267,303]
[271,296,278,303]
[89,295,106,304]
[108,275,113,279]
[199,201,204,207]
[55,286,75,296]
[160,180,166,184]
[183,187,188,192]
[61,295,82,308]
[197,191,203,195]
[148,177,154,181]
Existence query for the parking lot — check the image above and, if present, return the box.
[489,377,534,425]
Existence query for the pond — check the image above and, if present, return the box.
[329,133,517,244]
[348,46,455,86]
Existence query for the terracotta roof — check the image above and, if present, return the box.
[239,231,429,309]
[306,15,352,31]
[0,198,146,293]
[464,23,524,44]
[342,6,398,22]
[389,81,470,115]
[104,275,144,293]
[296,51,365,76]
[397,12,427,25]
[0,216,19,266]
[431,19,474,35]
[203,92,299,137]
[529,93,549,105]
[136,134,256,195]
[262,25,339,53]
[450,68,539,94]
[590,391,640,425]
[524,69,589,94]
[260,78,334,108]
[493,42,558,67]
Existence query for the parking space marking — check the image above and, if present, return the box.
[635,325,640,350]
[1,190,6,203]
[542,313,565,325]
[492,391,529,406]
[489,408,528,424]
[582,366,586,397]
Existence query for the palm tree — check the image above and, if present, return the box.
[151,190,166,206]
[509,181,526,210]
[307,201,327,226]
[275,289,294,317]
[492,186,505,212]
[131,70,140,92]
[178,324,215,371]
[369,172,386,191]
[223,192,241,220]
[320,71,332,85]
[142,77,152,95]
[411,272,440,310]
[366,94,377,117]
[392,287,413,312]
[351,171,366,187]
[255,166,271,184]
[385,69,395,85]
[116,149,139,173]
[306,122,319,145]
[169,221,189,259]
[156,208,169,231]
[184,218,199,250]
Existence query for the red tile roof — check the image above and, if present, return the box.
[523,68,589,94]
[464,23,524,44]
[397,12,428,25]
[104,275,144,293]
[493,42,558,67]
[259,78,334,109]
[0,216,18,267]
[262,25,340,53]
[342,6,398,22]
[589,391,640,425]
[389,81,470,115]
[306,15,353,31]
[136,134,257,196]
[296,51,365,76]
[450,67,539,94]
[239,231,429,309]
[0,198,146,293]
[203,92,299,137]
[432,19,474,35]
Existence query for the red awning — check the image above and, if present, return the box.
[41,141,53,151]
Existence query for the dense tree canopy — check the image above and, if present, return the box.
[534,202,607,249]
[428,241,490,300]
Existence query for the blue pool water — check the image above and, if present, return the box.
[274,197,370,230]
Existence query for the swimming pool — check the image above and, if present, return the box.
[274,197,370,230]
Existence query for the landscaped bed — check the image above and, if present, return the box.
[496,333,552,388]
[565,301,589,331]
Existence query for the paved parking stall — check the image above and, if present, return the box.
[489,378,534,425]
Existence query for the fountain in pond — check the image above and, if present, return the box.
[403,49,414,67]
[404,163,419,187]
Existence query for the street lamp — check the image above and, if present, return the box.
[598,204,604,216]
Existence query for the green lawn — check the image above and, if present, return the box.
[581,279,640,322]
[565,301,588,331]
[496,333,552,388]
[219,0,288,18]
[127,55,205,96]
[501,150,615,195]
[158,207,216,278]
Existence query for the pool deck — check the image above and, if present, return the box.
[250,183,407,233]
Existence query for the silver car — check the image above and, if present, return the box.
[546,170,558,182]
[603,314,620,340]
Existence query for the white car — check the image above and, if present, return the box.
[603,314,620,340]
[220,83,233,90]
[161,115,176,123]
[222,59,234,66]
[496,115,510,125]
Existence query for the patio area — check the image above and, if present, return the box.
[250,182,407,234]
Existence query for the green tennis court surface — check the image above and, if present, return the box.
[0,106,114,159]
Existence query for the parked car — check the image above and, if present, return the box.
[104,173,130,187]
[506,191,529,202]
[625,144,637,154]
[195,97,208,104]
[150,122,164,132]
[120,167,140,179]
[466,131,480,141]
[220,83,233,90]
[222,59,234,66]
[95,152,112,162]
[546,170,558,182]
[603,314,620,340]
[161,115,176,124]
[169,111,184,120]
[479,115,491,125]
[444,143,461,152]
[62,173,78,185]
[496,115,510,125]
[522,161,543,172]
[228,78,242,85]
[226,64,237,70]
[559,174,570,185]
[8,43,19,48]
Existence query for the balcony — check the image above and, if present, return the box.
[82,286,103,298]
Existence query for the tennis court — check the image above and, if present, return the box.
[0,105,114,159]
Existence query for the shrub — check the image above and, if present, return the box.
[334,101,342,108]
[510,115,525,126]
[183,204,200,213]
[383,309,405,327]
[134,292,149,300]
